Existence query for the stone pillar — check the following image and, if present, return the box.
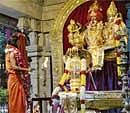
[28,18,42,96]
[121,3,130,113]
[126,3,130,52]
[29,32,38,45]
[27,32,42,96]
[17,16,31,31]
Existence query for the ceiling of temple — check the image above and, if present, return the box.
[0,4,25,18]
[42,0,130,7]
[31,0,67,6]
[0,0,129,18]
[0,0,129,20]
[31,0,44,6]
[43,0,67,6]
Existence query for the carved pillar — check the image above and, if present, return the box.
[17,16,31,31]
[121,3,130,113]
[28,19,42,96]
[29,32,38,45]
[126,3,130,76]
[126,3,130,53]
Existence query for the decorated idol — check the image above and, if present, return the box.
[51,0,128,113]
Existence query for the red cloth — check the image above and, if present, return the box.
[13,32,28,67]
[14,45,30,99]
[12,32,31,99]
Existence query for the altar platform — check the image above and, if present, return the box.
[58,90,124,112]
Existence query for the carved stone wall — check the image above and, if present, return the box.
[43,0,67,6]
[38,2,66,96]
[32,0,44,6]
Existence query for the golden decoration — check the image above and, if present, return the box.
[67,19,81,33]
[107,0,118,18]
[50,0,128,84]
[88,0,101,12]
[50,0,87,82]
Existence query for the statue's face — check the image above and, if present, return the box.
[70,19,75,24]
[90,10,97,17]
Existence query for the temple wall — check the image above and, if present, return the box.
[38,2,66,97]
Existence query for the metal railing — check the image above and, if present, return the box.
[30,97,51,113]
[0,63,8,113]
[0,103,8,113]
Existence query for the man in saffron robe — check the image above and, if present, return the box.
[5,34,30,113]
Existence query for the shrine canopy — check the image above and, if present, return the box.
[63,0,127,54]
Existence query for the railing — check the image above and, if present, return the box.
[30,97,51,113]
[0,62,8,113]
[0,85,8,113]
[0,103,8,113]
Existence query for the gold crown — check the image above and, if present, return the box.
[89,0,101,12]
[107,0,118,18]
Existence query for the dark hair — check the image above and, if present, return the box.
[7,36,18,48]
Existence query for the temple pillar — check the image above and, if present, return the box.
[126,3,130,52]
[28,18,43,96]
[27,32,42,96]
[121,3,130,113]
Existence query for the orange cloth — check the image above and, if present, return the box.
[8,73,26,113]
[6,47,26,113]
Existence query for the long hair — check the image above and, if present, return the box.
[8,32,28,66]
[7,35,19,48]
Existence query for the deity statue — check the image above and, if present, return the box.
[84,0,105,70]
[52,1,128,113]
[107,0,117,18]
[104,0,128,47]
[67,19,81,33]
[87,0,103,22]
[52,19,89,93]
[104,0,128,76]
[52,18,92,113]
[114,13,128,37]
[104,0,119,48]
[67,19,85,48]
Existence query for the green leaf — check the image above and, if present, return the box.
[0,88,7,104]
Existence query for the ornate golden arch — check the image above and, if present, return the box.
[51,0,88,86]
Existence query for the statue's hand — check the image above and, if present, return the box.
[80,86,86,100]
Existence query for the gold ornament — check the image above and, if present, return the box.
[88,0,101,12]
[67,19,81,33]
[67,19,85,48]
[107,0,118,18]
